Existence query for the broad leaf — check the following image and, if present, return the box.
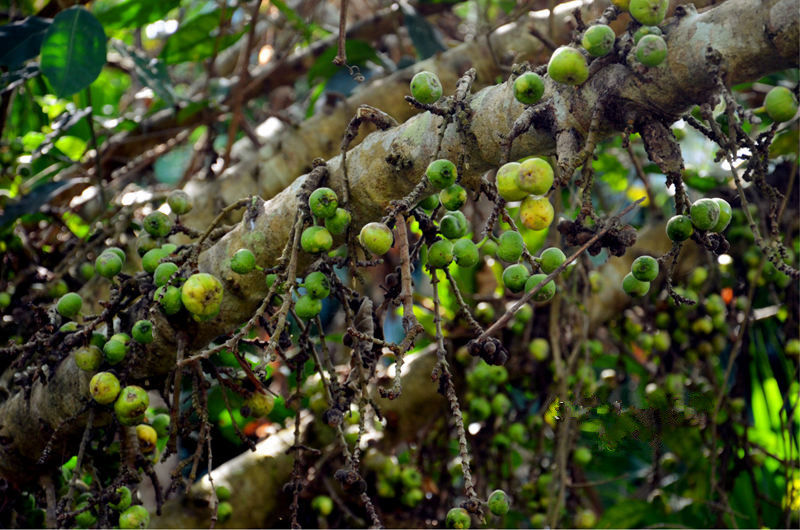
[0,16,51,68]
[93,0,180,29]
[401,3,445,60]
[112,41,176,106]
[159,7,245,64]
[40,7,107,98]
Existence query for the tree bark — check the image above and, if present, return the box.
[0,0,796,485]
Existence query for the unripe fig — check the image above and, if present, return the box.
[60,321,79,332]
[104,246,126,263]
[440,213,468,239]
[429,239,454,269]
[539,247,566,274]
[480,238,498,257]
[417,194,440,211]
[764,86,798,122]
[309,187,339,218]
[114,385,149,426]
[400,466,422,488]
[496,231,524,263]
[109,486,132,511]
[142,211,172,238]
[181,273,224,320]
[217,501,233,523]
[503,264,530,293]
[519,196,554,230]
[402,488,424,507]
[95,252,123,278]
[136,235,159,257]
[525,273,556,302]
[295,294,322,320]
[161,243,177,254]
[153,262,179,287]
[89,372,121,405]
[513,72,545,105]
[453,239,480,268]
[301,226,333,254]
[305,271,330,299]
[496,162,527,201]
[633,25,661,44]
[611,0,630,9]
[359,222,394,255]
[79,262,95,281]
[48,279,68,298]
[439,184,467,211]
[517,158,554,195]
[666,215,694,241]
[582,24,615,57]
[136,424,157,452]
[167,189,192,215]
[653,330,671,351]
[132,320,154,344]
[446,507,471,529]
[325,208,351,235]
[635,34,667,67]
[74,503,96,528]
[0,292,10,309]
[410,71,443,104]
[528,338,550,361]
[631,255,659,282]
[426,159,457,189]
[230,248,256,274]
[622,272,650,297]
[57,292,82,319]
[74,345,103,371]
[491,393,512,416]
[215,485,232,501]
[155,285,182,315]
[118,505,150,529]
[104,339,127,365]
[629,0,668,25]
[141,248,170,274]
[244,391,275,417]
[690,198,721,230]
[488,489,510,515]
[711,198,732,232]
[312,495,334,516]
[151,413,170,438]
[575,509,598,529]
[90,332,106,348]
[469,397,492,421]
[547,46,589,85]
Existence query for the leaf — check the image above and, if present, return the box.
[93,0,180,29]
[111,41,176,106]
[159,8,245,64]
[40,7,107,98]
[0,16,51,68]
[401,2,446,60]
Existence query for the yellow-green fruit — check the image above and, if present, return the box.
[764,86,798,122]
[503,264,530,293]
[151,413,170,438]
[635,34,667,67]
[666,215,694,241]
[525,273,556,302]
[547,46,589,85]
[142,211,172,238]
[325,208,351,235]
[181,273,224,320]
[110,486,132,511]
[301,226,333,254]
[496,231,524,263]
[633,25,661,44]
[230,249,256,274]
[74,345,103,372]
[216,485,232,501]
[89,372,121,405]
[57,292,82,319]
[304,271,330,299]
[426,159,457,189]
[529,338,550,361]
[513,72,545,105]
[79,262,95,281]
[631,255,659,282]
[519,196,554,230]
[428,239,454,269]
[711,198,732,232]
[622,272,650,297]
[217,501,233,523]
[132,320,154,344]
[611,0,630,10]
[0,292,10,309]
[244,392,275,417]
[141,248,169,274]
[539,247,566,274]
[136,235,159,257]
[453,239,480,268]
[118,505,150,529]
[295,294,322,320]
[309,187,339,219]
[446,507,471,529]
[439,184,467,211]
[488,489,510,515]
[312,495,334,516]
[359,222,394,255]
[155,285,182,315]
[153,262,179,287]
[136,424,157,452]
[114,386,149,426]
[575,509,598,529]
[496,162,527,201]
[629,0,668,25]
[582,24,615,57]
[103,339,127,365]
[517,158,554,195]
[410,71,443,104]
[167,189,192,215]
[690,198,721,231]
[95,252,123,278]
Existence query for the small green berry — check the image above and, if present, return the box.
[525,273,556,302]
[631,255,659,282]
[142,211,172,238]
[547,46,589,85]
[114,385,149,426]
[446,507,471,529]
[231,248,257,274]
[666,215,694,241]
[764,86,798,122]
[633,25,662,44]
[410,71,443,104]
[305,271,330,299]
[496,231,524,263]
[711,198,732,232]
[513,72,545,105]
[495,162,527,201]
[453,239,480,268]
[629,0,668,25]
[295,294,322,320]
[181,273,224,320]
[301,226,334,254]
[244,392,275,417]
[635,34,667,67]
[155,285,183,315]
[74,345,103,372]
[89,372,121,405]
[217,501,233,523]
[439,184,467,211]
[309,187,339,219]
[529,338,550,361]
[517,158,554,195]
[417,194,440,211]
[690,198,721,231]
[622,272,650,297]
[141,248,170,274]
[539,247,566,274]
[428,239,454,269]
[488,489,510,516]
[132,320,154,344]
[0,292,10,309]
[582,24,615,57]
[359,222,394,255]
[151,413,171,438]
[167,189,192,215]
[503,264,530,293]
[95,253,123,278]
[153,262,179,287]
[79,262,95,281]
[56,292,82,319]
[439,213,468,239]
[103,339,127,365]
[312,495,334,516]
[324,208,351,235]
[426,159,457,189]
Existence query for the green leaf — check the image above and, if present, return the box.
[93,0,180,29]
[40,7,107,98]
[307,40,381,84]
[159,7,245,64]
[0,16,51,68]
[401,3,446,60]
